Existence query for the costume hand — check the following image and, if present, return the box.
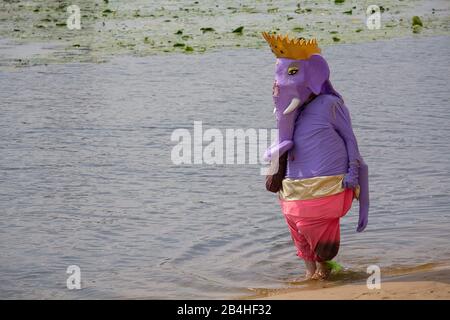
[263,140,293,161]
[343,161,359,189]
[343,173,358,189]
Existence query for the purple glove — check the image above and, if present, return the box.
[343,161,359,189]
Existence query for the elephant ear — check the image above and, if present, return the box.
[306,54,330,95]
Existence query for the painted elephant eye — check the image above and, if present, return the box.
[288,66,299,75]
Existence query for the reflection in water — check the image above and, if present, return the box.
[0,36,449,299]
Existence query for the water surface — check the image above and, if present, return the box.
[0,35,449,299]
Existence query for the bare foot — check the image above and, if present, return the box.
[312,262,331,280]
[304,260,317,280]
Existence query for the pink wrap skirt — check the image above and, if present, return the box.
[280,188,354,262]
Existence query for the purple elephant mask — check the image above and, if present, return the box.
[262,33,369,232]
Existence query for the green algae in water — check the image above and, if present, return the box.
[185,46,194,52]
[173,43,185,48]
[412,25,422,34]
[200,27,215,33]
[412,16,423,27]
[143,37,154,45]
[241,6,258,14]
[2,0,449,67]
[343,10,352,15]
[292,27,304,33]
[102,9,116,17]
[332,36,341,42]
[232,26,244,34]
[335,0,345,4]
[412,16,423,33]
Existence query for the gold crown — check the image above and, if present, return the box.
[262,32,321,60]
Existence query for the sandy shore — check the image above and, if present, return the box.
[252,264,450,300]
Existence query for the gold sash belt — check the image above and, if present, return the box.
[279,174,360,201]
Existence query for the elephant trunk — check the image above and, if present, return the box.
[264,96,302,161]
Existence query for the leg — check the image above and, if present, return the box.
[311,191,353,280]
[284,215,317,279]
[312,262,332,280]
[304,260,317,280]
[310,220,340,281]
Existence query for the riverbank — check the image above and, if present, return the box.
[250,263,450,300]
[1,0,449,68]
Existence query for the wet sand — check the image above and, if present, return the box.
[252,264,450,300]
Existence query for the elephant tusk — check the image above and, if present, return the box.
[283,97,301,115]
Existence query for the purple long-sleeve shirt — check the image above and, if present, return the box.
[286,94,361,179]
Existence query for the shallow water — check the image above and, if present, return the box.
[1,35,450,299]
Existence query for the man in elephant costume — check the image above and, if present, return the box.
[262,33,369,280]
